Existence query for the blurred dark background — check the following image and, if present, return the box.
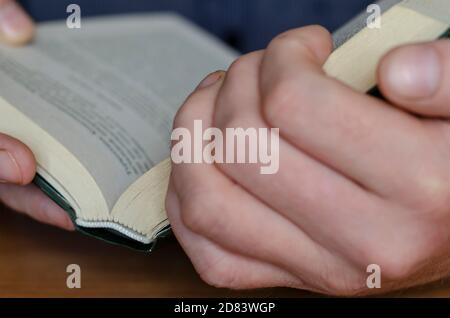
[19,0,374,53]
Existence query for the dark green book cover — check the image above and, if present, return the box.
[33,174,171,252]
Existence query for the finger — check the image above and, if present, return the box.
[0,0,34,45]
[171,71,366,294]
[0,183,74,230]
[0,132,35,184]
[259,25,439,208]
[214,46,436,280]
[378,39,450,117]
[166,180,302,290]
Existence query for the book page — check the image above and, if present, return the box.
[324,4,448,93]
[0,14,236,210]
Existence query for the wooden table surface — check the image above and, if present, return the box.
[1,205,449,298]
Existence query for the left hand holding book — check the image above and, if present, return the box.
[0,0,73,230]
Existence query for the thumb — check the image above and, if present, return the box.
[0,133,36,185]
[0,0,34,45]
[378,39,450,117]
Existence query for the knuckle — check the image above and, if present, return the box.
[199,265,240,289]
[267,26,331,59]
[213,105,237,132]
[361,230,438,282]
[215,114,242,133]
[409,173,450,217]
[365,246,412,281]
[226,55,253,82]
[268,30,307,54]
[179,190,208,232]
[179,188,222,235]
[212,55,257,130]
[196,256,242,289]
[376,255,416,282]
[262,79,302,126]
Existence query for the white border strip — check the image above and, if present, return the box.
[75,219,152,244]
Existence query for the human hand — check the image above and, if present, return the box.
[166,25,450,295]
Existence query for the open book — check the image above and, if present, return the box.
[0,1,448,251]
[0,14,236,251]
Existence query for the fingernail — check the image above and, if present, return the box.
[385,46,441,99]
[0,2,33,43]
[0,150,22,184]
[197,71,225,89]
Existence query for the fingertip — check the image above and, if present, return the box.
[173,70,225,129]
[305,24,334,59]
[196,70,226,90]
[0,1,35,46]
[270,25,333,65]
[378,43,441,102]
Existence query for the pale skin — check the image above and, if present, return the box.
[3,1,450,295]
